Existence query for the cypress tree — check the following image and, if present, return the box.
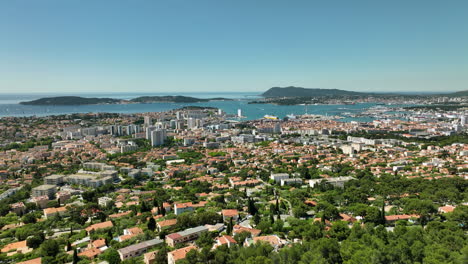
[226,217,233,235]
[147,217,156,231]
[72,248,79,264]
[381,200,386,225]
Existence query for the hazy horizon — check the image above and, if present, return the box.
[0,88,464,96]
[1,0,467,94]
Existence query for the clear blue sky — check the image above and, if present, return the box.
[0,0,467,93]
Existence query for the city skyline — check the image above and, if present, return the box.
[1,0,468,93]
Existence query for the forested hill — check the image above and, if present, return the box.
[262,86,468,98]
[262,86,369,97]
[20,95,233,105]
[19,96,123,105]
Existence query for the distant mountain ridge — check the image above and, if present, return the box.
[446,90,468,97]
[262,86,369,97]
[262,86,468,97]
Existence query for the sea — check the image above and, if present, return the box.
[0,92,399,122]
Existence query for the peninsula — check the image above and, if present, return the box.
[19,96,124,105]
[19,95,233,105]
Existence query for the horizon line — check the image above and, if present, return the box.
[0,89,464,95]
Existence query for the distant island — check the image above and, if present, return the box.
[20,95,233,105]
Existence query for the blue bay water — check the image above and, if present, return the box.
[0,92,388,122]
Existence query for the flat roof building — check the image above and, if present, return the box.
[31,185,56,198]
[309,176,354,188]
[166,226,208,247]
[44,175,65,185]
[117,238,163,261]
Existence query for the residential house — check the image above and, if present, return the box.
[214,235,237,249]
[32,195,49,209]
[385,214,420,225]
[144,250,158,264]
[56,191,71,204]
[78,248,101,259]
[173,201,207,215]
[221,209,239,222]
[157,219,177,231]
[168,246,197,264]
[85,221,113,234]
[339,213,357,224]
[43,206,68,219]
[438,205,456,213]
[89,239,106,250]
[10,202,26,215]
[118,227,143,242]
[1,240,31,255]
[232,225,261,237]
[250,235,284,250]
[17,258,42,264]
[98,196,113,207]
